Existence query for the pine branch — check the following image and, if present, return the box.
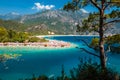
[72,36,91,48]
[104,19,120,26]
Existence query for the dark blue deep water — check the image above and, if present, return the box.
[0,36,120,80]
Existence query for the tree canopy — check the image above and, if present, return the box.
[0,27,47,43]
[0,27,8,37]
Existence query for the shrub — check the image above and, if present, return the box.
[29,37,40,42]
[90,38,99,50]
[106,34,120,45]
[39,38,49,42]
[70,58,119,80]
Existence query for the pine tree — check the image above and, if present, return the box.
[63,0,120,69]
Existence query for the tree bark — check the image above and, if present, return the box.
[99,9,106,69]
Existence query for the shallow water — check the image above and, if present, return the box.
[0,36,120,80]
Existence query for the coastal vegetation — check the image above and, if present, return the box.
[0,26,48,43]
[0,53,22,62]
[29,37,48,42]
[0,26,71,48]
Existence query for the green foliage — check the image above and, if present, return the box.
[90,38,99,46]
[39,38,49,42]
[89,34,120,53]
[109,9,120,18]
[0,27,49,43]
[0,27,29,42]
[7,29,17,39]
[7,31,29,42]
[0,27,8,42]
[105,34,120,53]
[29,37,40,42]
[28,37,48,42]
[76,13,100,33]
[89,38,99,50]
[63,0,90,11]
[30,74,48,80]
[0,26,8,37]
[37,75,48,80]
[28,37,49,42]
[64,2,77,11]
[70,58,118,80]
[106,34,120,45]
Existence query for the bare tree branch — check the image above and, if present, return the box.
[103,3,111,10]
[90,0,101,11]
[73,36,99,49]
[76,47,100,58]
[72,36,91,48]
[73,36,100,57]
[80,39,92,48]
[104,19,120,26]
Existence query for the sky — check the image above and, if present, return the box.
[0,0,98,15]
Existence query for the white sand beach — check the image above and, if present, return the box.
[0,40,71,48]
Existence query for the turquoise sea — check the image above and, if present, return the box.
[0,36,120,80]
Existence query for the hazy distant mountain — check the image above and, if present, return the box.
[0,12,21,20]
[19,10,88,23]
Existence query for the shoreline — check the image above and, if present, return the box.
[0,40,72,48]
[36,35,99,38]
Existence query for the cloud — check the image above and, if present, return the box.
[32,2,55,11]
[11,12,20,15]
[80,9,89,13]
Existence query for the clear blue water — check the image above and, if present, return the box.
[0,36,120,80]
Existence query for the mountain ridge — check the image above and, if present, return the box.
[0,10,119,35]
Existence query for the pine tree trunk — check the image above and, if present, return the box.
[99,9,106,69]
